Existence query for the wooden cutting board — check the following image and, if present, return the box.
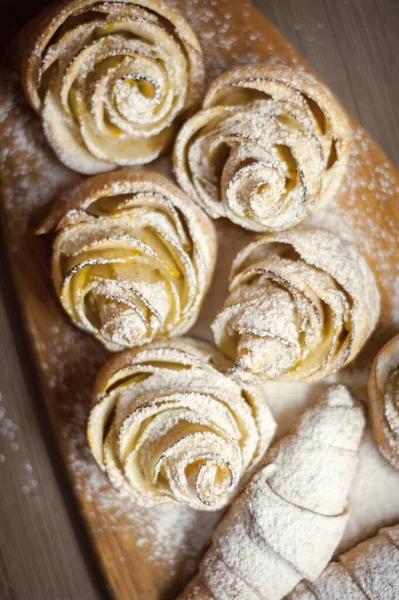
[0,1,398,599]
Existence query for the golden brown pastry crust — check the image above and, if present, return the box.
[368,335,399,470]
[288,525,399,600]
[87,337,276,510]
[212,226,380,384]
[39,170,217,351]
[174,63,351,232]
[22,0,204,174]
[179,385,365,599]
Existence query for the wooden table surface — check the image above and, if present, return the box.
[0,0,398,598]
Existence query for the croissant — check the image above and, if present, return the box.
[38,170,217,351]
[212,226,380,384]
[22,0,204,174]
[87,337,276,510]
[368,335,399,470]
[288,525,399,600]
[179,384,365,599]
[173,64,351,232]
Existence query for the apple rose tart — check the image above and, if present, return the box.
[87,337,276,510]
[368,335,399,470]
[38,170,217,351]
[174,64,351,232]
[22,0,204,174]
[212,227,380,384]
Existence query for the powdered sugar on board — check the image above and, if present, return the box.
[66,398,221,581]
[309,126,399,331]
[0,0,398,597]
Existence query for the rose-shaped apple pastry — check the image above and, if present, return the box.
[38,170,217,351]
[22,0,204,174]
[368,335,399,470]
[87,337,276,510]
[174,64,351,232]
[212,226,380,384]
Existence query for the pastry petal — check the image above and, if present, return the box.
[87,337,276,510]
[368,335,399,470]
[22,0,204,174]
[212,226,380,384]
[39,170,216,351]
[174,64,351,232]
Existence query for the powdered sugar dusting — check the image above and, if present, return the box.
[66,399,221,580]
[0,393,40,495]
[174,64,351,232]
[310,127,399,335]
[212,226,380,385]
[179,386,366,599]
[34,323,222,591]
[86,338,275,511]
[23,0,204,175]
[288,523,399,599]
[48,172,216,352]
[367,335,399,471]
[0,0,398,595]
[174,0,296,83]
[0,58,79,237]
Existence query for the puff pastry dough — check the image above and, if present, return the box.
[368,335,399,470]
[39,170,216,351]
[87,337,276,510]
[174,64,351,232]
[22,0,204,174]
[179,385,365,599]
[212,226,380,384]
[288,525,399,600]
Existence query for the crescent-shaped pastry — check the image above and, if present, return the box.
[368,335,399,470]
[288,525,399,600]
[179,385,365,599]
[174,64,351,232]
[212,226,380,384]
[22,0,204,174]
[87,337,276,510]
[38,170,217,351]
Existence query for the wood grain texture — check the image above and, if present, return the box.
[0,1,398,599]
[253,0,399,164]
